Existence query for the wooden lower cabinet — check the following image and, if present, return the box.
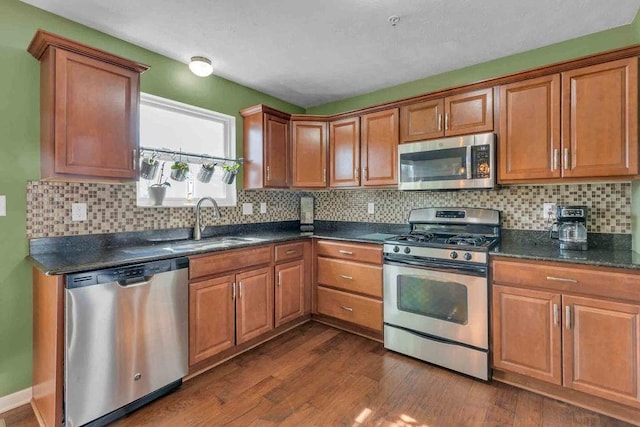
[492,285,562,385]
[316,286,382,331]
[492,257,640,420]
[313,240,383,336]
[275,260,305,327]
[236,266,274,344]
[189,275,235,365]
[563,295,640,407]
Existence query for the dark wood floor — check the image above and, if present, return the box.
[2,322,634,426]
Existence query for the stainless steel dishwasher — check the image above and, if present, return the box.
[65,257,189,427]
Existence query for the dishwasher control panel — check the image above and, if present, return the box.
[66,257,188,288]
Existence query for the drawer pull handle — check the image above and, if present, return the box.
[553,303,559,327]
[340,305,353,312]
[339,250,354,255]
[339,275,353,280]
[285,249,297,255]
[546,276,578,284]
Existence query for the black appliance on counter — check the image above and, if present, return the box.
[382,207,500,380]
[556,205,588,251]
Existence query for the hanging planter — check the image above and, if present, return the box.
[221,163,240,185]
[170,161,189,181]
[140,154,159,180]
[197,162,215,183]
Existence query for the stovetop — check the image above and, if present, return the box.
[386,231,498,250]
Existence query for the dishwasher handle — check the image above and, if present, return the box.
[67,257,189,289]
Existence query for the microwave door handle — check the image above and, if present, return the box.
[466,145,472,179]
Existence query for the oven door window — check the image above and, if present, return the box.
[397,275,468,325]
[400,146,468,182]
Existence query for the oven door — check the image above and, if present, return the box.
[383,260,488,349]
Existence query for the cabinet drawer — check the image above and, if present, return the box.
[274,241,305,263]
[315,240,382,264]
[317,286,382,331]
[317,257,382,298]
[190,245,272,280]
[492,258,640,302]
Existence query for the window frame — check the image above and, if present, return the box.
[137,93,237,207]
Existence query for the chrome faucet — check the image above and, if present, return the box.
[194,197,222,240]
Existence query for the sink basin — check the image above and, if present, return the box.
[167,236,266,252]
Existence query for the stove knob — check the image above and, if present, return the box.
[463,252,472,261]
[450,251,458,259]
[393,246,400,253]
[404,247,411,254]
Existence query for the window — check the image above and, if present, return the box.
[137,93,237,207]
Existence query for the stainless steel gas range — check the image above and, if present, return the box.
[383,207,500,380]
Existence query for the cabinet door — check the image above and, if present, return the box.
[236,266,274,344]
[498,75,561,181]
[562,58,638,178]
[400,99,445,142]
[275,260,305,327]
[492,285,562,385]
[52,49,139,179]
[189,275,235,365]
[361,108,399,186]
[264,113,290,188]
[563,295,640,407]
[329,117,360,187]
[444,88,493,137]
[291,121,327,188]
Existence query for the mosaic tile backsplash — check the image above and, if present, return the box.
[27,181,631,238]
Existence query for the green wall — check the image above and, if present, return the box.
[307,18,640,115]
[0,0,303,399]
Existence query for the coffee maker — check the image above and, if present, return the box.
[556,205,588,251]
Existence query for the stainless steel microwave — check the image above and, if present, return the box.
[398,133,495,191]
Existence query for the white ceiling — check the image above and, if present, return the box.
[21,0,640,108]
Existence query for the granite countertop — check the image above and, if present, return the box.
[28,221,640,274]
[28,221,408,275]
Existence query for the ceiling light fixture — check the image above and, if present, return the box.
[189,56,213,77]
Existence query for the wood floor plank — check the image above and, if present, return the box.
[2,323,635,427]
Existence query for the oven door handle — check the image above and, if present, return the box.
[384,257,487,277]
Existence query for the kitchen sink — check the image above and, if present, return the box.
[167,236,266,252]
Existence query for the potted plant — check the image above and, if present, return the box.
[170,160,189,181]
[148,163,171,206]
[196,162,215,183]
[140,154,159,180]
[221,163,240,185]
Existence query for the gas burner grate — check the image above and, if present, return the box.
[445,234,487,247]
[394,232,435,243]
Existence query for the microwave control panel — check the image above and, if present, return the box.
[471,144,491,178]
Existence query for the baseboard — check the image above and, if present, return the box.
[0,387,31,414]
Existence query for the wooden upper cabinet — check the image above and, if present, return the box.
[28,30,148,181]
[562,58,638,178]
[499,75,561,182]
[399,88,493,143]
[563,295,640,408]
[291,120,327,188]
[400,99,444,142]
[241,105,291,189]
[361,108,399,186]
[329,117,360,187]
[492,285,562,385]
[444,88,493,136]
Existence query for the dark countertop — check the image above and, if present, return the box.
[28,221,640,274]
[28,221,407,275]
